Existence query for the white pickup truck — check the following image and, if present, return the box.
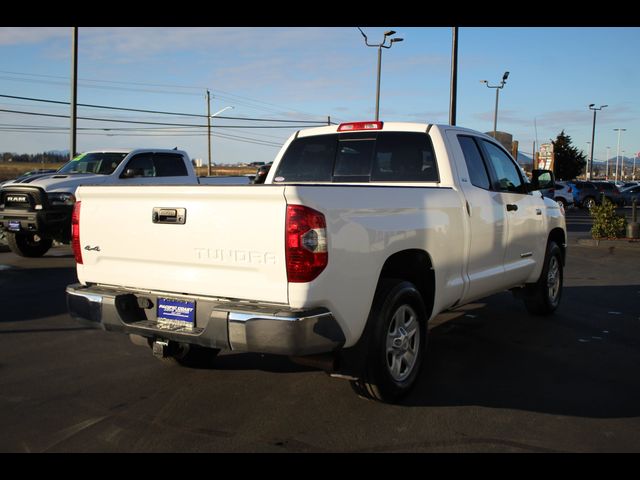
[0,148,250,257]
[66,122,566,403]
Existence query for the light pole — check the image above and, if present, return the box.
[357,27,403,121]
[606,146,611,179]
[614,128,626,181]
[585,142,591,180]
[588,104,607,180]
[480,71,509,138]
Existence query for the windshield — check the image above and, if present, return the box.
[57,152,128,175]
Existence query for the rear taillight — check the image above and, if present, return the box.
[71,201,82,264]
[337,121,383,132]
[286,205,327,283]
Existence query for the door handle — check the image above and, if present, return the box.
[152,207,186,224]
[506,204,518,212]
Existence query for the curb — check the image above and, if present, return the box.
[575,237,640,250]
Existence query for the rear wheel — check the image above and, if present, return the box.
[584,196,596,210]
[523,241,563,315]
[6,232,53,257]
[351,279,427,403]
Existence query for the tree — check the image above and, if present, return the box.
[552,130,586,180]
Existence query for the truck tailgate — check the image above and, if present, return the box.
[75,185,288,304]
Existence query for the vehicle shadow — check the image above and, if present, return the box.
[403,285,640,418]
[212,352,317,374]
[0,266,78,323]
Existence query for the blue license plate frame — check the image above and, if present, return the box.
[157,297,196,330]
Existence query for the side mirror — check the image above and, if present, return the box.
[530,169,555,191]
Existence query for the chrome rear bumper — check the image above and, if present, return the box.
[66,283,345,356]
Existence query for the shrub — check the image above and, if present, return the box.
[590,198,627,239]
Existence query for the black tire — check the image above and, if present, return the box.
[556,198,567,209]
[523,241,563,316]
[6,232,53,257]
[351,279,428,403]
[155,342,220,368]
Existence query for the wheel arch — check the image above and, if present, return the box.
[377,249,435,320]
[548,227,566,265]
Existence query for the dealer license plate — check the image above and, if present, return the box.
[157,297,196,331]
[8,220,21,232]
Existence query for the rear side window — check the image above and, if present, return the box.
[458,135,491,190]
[274,131,438,183]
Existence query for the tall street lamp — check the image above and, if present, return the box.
[481,71,509,138]
[588,104,607,180]
[357,27,403,121]
[614,128,626,181]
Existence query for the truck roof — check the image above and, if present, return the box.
[80,148,188,156]
[296,122,488,139]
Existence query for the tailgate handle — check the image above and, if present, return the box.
[152,207,186,224]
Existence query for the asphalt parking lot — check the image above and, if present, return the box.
[1,209,639,452]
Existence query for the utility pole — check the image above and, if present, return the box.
[206,90,212,176]
[70,27,78,160]
[449,27,458,126]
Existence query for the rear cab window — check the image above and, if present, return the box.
[274,131,439,183]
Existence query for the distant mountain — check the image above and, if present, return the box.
[516,151,534,168]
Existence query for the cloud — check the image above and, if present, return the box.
[77,27,355,62]
[0,27,67,46]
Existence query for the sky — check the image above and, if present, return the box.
[0,26,638,167]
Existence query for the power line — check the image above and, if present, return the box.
[0,70,328,119]
[0,108,318,129]
[0,94,327,124]
[0,126,283,147]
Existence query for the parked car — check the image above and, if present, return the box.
[566,181,600,209]
[592,181,624,207]
[554,181,574,209]
[620,185,640,206]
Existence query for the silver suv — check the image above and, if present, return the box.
[554,181,574,209]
